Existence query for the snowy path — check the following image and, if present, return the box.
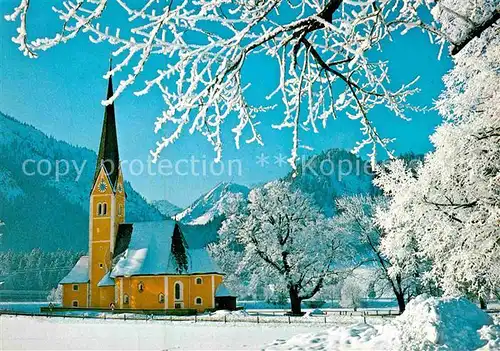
[0,315,325,350]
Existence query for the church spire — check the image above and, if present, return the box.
[93,59,120,189]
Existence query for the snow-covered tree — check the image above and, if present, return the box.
[211,180,349,314]
[47,284,63,304]
[336,195,425,312]
[316,282,341,307]
[340,276,364,311]
[9,0,492,168]
[375,26,499,308]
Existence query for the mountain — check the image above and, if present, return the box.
[284,148,375,216]
[0,112,164,252]
[151,200,181,218]
[177,182,250,225]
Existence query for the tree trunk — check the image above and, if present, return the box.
[289,286,302,315]
[479,296,487,310]
[396,292,406,313]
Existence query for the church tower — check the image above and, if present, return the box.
[89,62,126,307]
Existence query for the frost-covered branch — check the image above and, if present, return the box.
[4,0,497,166]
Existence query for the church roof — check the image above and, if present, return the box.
[93,62,120,189]
[110,220,223,277]
[97,272,115,287]
[215,283,237,297]
[60,256,89,284]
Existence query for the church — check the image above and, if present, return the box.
[59,65,235,312]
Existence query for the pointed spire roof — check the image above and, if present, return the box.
[93,59,120,189]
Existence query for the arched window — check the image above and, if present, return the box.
[158,293,165,304]
[195,277,203,285]
[174,281,183,301]
[195,297,202,305]
[102,203,107,215]
[72,300,78,307]
[138,281,144,293]
[123,294,129,304]
[97,203,102,216]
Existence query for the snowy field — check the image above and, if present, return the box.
[2,296,498,350]
[0,315,325,350]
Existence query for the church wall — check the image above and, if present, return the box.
[115,274,224,312]
[62,283,88,308]
[97,286,115,308]
[118,276,166,310]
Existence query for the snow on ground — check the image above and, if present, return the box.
[0,315,326,350]
[265,295,500,350]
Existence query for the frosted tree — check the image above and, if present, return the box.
[336,195,425,312]
[7,0,483,169]
[375,26,500,308]
[212,180,349,314]
[339,276,364,311]
[47,284,63,303]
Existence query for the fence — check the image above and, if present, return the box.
[0,309,397,326]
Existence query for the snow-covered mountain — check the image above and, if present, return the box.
[285,149,376,215]
[151,200,181,218]
[177,182,250,225]
[0,112,164,251]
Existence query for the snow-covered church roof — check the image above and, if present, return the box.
[60,256,89,284]
[215,283,236,297]
[111,220,223,277]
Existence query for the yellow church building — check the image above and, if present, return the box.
[59,66,235,313]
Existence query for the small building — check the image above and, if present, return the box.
[215,283,237,310]
[59,63,234,312]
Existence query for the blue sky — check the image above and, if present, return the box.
[0,1,452,207]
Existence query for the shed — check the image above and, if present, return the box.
[214,283,237,310]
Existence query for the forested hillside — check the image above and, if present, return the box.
[0,112,163,252]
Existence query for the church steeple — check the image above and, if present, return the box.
[93,60,120,189]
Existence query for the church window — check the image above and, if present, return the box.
[118,204,123,216]
[195,297,202,305]
[174,282,183,301]
[72,284,79,291]
[138,281,144,293]
[96,203,107,216]
[72,300,78,307]
[158,293,165,304]
[195,277,203,285]
[99,263,104,269]
[123,294,129,304]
